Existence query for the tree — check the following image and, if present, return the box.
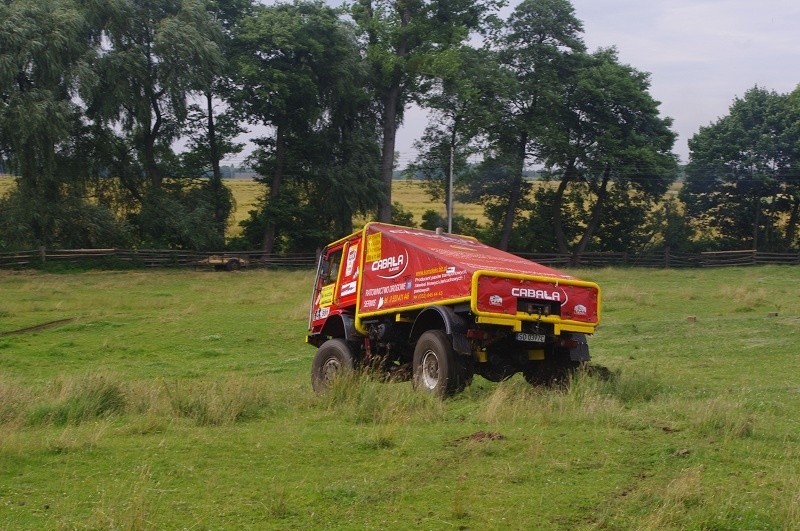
[180,0,252,241]
[682,86,800,251]
[537,48,677,262]
[351,0,501,223]
[0,0,124,248]
[486,0,586,250]
[233,1,381,253]
[405,45,501,231]
[87,0,224,196]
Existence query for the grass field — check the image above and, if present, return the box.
[1,265,799,529]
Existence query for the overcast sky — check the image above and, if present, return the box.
[396,0,800,165]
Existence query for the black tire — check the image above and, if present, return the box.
[412,330,464,397]
[225,259,240,272]
[311,339,356,393]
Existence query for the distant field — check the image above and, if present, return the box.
[1,265,798,528]
[0,174,12,197]
[0,176,483,236]
[226,178,488,235]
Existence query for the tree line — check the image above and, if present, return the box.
[1,0,798,257]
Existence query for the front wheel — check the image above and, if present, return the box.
[311,339,356,393]
[412,330,465,397]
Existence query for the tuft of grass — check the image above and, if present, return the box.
[319,369,443,426]
[162,376,272,426]
[640,465,705,530]
[0,377,31,427]
[87,465,153,531]
[691,396,755,440]
[27,374,126,427]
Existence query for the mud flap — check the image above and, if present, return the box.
[451,332,472,358]
[566,333,590,362]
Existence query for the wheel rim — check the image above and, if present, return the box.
[321,357,341,385]
[420,349,440,390]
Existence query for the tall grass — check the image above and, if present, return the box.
[0,373,278,433]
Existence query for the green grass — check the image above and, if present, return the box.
[1,266,799,529]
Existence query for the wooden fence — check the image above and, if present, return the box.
[0,248,317,269]
[1,247,798,270]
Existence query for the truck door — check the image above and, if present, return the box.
[335,236,362,309]
[308,244,344,333]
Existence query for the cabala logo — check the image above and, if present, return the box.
[489,295,503,307]
[573,304,587,316]
[371,250,408,279]
[511,288,561,301]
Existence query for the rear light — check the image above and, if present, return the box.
[467,329,489,340]
[558,338,579,349]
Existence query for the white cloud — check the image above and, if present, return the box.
[565,0,800,161]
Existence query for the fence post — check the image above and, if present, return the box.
[39,246,46,265]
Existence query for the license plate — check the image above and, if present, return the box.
[516,332,545,343]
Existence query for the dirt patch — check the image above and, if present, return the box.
[0,318,76,337]
[454,431,505,444]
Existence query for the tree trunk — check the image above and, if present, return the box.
[206,91,227,239]
[784,194,800,249]
[262,125,286,256]
[572,164,611,265]
[376,2,411,223]
[145,91,163,190]
[552,161,575,255]
[377,85,401,222]
[499,131,528,251]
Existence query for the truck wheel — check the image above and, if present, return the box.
[311,339,355,393]
[413,330,462,397]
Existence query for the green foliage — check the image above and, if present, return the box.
[683,86,800,251]
[234,1,382,251]
[420,209,482,237]
[88,0,224,190]
[351,0,504,221]
[390,202,416,227]
[133,186,226,251]
[0,189,128,251]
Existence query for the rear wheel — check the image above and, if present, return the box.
[311,339,356,393]
[413,330,465,397]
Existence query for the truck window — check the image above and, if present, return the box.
[322,249,343,286]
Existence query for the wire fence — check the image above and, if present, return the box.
[1,247,798,270]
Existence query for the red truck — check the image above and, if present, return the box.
[307,223,601,396]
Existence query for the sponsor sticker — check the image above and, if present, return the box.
[366,232,382,262]
[319,284,335,307]
[340,281,357,297]
[345,245,358,276]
